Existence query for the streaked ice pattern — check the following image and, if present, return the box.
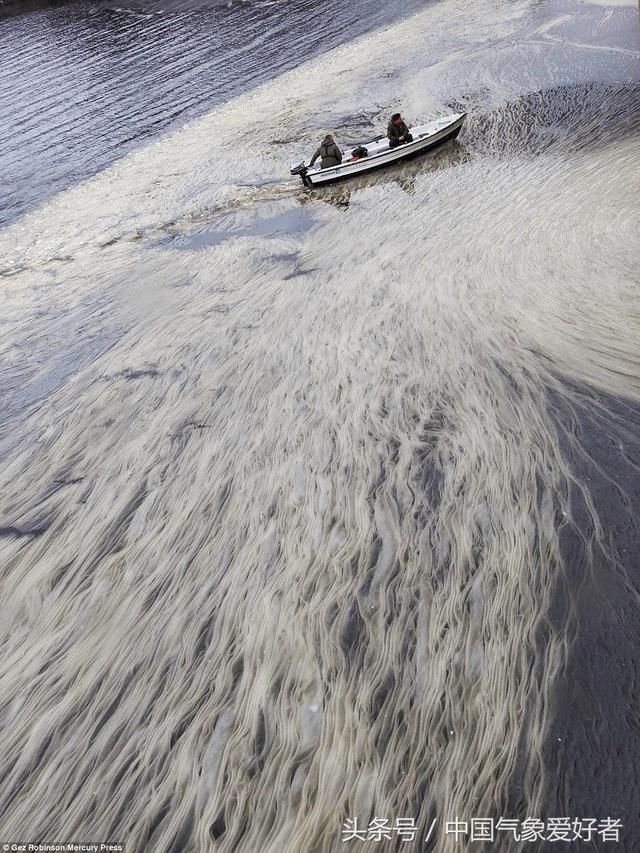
[0,0,639,850]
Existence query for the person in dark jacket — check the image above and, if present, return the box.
[309,134,343,169]
[387,113,413,148]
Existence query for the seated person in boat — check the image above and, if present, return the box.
[309,134,343,169]
[387,113,413,148]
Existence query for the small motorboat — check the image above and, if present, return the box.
[290,112,466,187]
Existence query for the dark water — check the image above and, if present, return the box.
[0,0,431,226]
[544,386,640,848]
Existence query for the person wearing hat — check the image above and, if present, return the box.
[309,133,343,169]
[387,113,414,148]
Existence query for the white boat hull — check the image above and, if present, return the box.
[291,112,466,187]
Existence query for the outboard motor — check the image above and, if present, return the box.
[290,161,312,187]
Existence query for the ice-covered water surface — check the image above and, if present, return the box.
[0,0,639,850]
